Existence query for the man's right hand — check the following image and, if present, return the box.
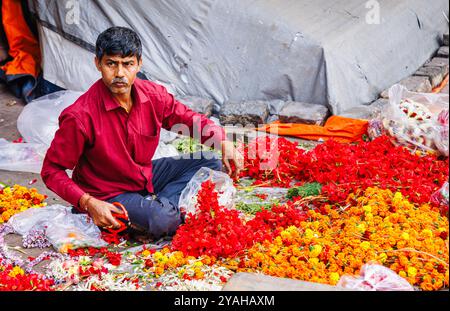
[80,194,125,229]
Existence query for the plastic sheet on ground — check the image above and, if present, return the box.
[8,205,107,252]
[235,179,288,213]
[0,138,47,174]
[178,167,236,215]
[337,264,414,291]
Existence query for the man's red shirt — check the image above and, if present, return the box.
[41,78,225,211]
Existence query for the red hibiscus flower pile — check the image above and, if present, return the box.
[172,180,250,258]
[0,259,54,291]
[172,181,310,258]
[240,135,305,187]
[239,136,449,205]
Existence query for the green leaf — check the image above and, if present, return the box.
[286,182,322,199]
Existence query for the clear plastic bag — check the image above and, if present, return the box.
[367,118,384,140]
[7,205,63,235]
[17,91,83,146]
[337,263,414,291]
[152,142,180,160]
[435,109,449,157]
[431,182,449,216]
[178,167,236,215]
[0,91,81,174]
[8,205,107,253]
[0,138,47,174]
[379,84,449,155]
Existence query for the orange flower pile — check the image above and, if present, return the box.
[238,187,449,290]
[0,185,47,223]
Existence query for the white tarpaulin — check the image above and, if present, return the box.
[29,0,449,114]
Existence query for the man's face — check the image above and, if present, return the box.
[95,54,142,95]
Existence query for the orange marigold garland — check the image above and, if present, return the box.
[0,185,47,223]
[238,187,449,290]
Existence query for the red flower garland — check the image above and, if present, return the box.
[67,247,122,266]
[239,136,449,205]
[0,259,54,291]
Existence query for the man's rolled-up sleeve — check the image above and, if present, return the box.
[41,112,88,208]
[159,86,225,147]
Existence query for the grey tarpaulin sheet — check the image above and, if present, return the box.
[29,0,448,114]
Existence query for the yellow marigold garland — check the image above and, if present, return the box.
[238,187,449,291]
[0,185,47,223]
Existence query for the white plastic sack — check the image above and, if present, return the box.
[378,84,449,155]
[8,205,107,253]
[337,264,414,291]
[159,128,179,144]
[17,91,83,146]
[178,167,236,215]
[0,138,47,174]
[152,142,180,160]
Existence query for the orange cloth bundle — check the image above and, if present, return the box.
[258,115,369,143]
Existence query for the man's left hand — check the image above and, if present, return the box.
[221,140,244,178]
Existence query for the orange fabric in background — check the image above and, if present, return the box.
[258,116,369,143]
[1,0,41,77]
[432,74,449,93]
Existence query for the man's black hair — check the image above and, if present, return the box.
[95,26,142,61]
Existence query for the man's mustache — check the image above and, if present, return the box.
[112,77,129,84]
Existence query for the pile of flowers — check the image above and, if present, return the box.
[172,180,250,258]
[172,181,309,258]
[124,247,233,291]
[0,185,47,223]
[239,136,449,205]
[245,203,308,243]
[0,259,54,291]
[127,247,192,278]
[46,255,139,291]
[238,187,449,290]
[22,228,51,249]
[67,247,123,266]
[239,135,303,188]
